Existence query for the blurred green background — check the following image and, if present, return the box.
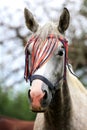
[0,87,36,120]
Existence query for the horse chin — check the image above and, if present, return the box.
[30,106,46,113]
[32,110,46,113]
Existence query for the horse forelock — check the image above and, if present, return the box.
[36,22,64,40]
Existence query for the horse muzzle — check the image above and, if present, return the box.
[28,81,52,112]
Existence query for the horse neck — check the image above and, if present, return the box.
[44,69,72,130]
[66,66,87,95]
[66,66,87,114]
[35,68,87,130]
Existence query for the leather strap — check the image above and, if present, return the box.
[29,74,63,91]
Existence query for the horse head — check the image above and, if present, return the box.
[24,8,70,112]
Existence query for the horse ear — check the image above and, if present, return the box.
[58,8,70,33]
[24,8,39,32]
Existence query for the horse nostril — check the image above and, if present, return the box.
[43,90,48,100]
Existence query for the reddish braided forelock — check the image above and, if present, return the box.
[30,35,58,75]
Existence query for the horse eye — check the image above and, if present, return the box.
[58,49,64,56]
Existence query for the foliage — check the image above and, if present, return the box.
[0,87,36,121]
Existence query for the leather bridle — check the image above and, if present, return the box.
[24,34,68,92]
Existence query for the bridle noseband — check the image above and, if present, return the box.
[24,34,68,92]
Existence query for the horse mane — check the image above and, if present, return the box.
[66,64,87,95]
